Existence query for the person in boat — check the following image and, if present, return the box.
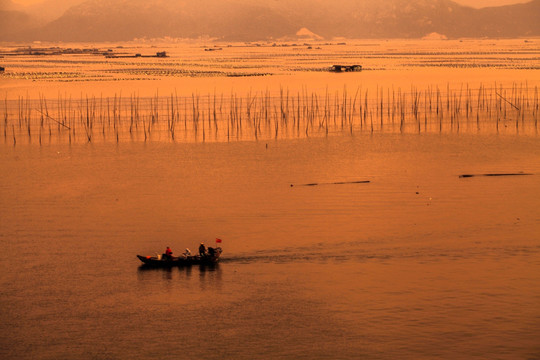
[183,248,191,258]
[208,247,216,257]
[164,246,173,260]
[199,243,206,257]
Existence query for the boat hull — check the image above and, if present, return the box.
[137,248,222,268]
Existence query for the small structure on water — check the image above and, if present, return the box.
[105,51,169,59]
[330,64,362,72]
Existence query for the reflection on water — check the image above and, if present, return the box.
[0,39,539,359]
[0,132,538,359]
[2,83,538,145]
[1,39,539,84]
[1,39,539,146]
[137,263,221,277]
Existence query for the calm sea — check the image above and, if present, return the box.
[1,132,539,359]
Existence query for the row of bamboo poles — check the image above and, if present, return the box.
[2,83,539,145]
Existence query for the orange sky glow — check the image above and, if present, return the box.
[11,0,534,7]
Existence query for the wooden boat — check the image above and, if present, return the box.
[137,247,222,267]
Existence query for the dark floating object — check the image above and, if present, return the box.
[459,173,533,178]
[105,51,169,58]
[137,247,222,268]
[291,180,370,187]
[330,64,362,72]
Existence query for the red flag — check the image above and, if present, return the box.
[216,238,222,243]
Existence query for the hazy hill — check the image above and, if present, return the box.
[2,0,539,42]
[283,0,540,39]
[0,0,36,38]
[30,0,297,41]
[23,0,87,22]
[467,0,540,37]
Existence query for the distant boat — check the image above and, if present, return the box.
[330,65,362,72]
[0,66,5,72]
[137,247,222,268]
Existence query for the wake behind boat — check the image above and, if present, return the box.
[137,245,222,268]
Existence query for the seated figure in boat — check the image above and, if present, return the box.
[163,246,173,260]
[208,247,216,257]
[199,243,206,256]
[183,248,191,258]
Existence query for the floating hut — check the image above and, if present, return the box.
[330,65,362,72]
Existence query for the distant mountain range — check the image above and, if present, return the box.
[1,0,539,42]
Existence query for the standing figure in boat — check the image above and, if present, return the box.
[199,243,206,256]
[164,246,173,260]
[137,243,222,267]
